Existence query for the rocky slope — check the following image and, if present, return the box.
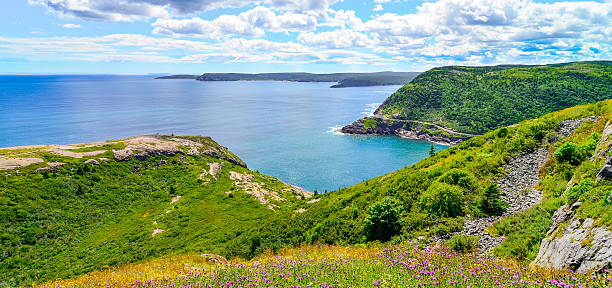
[531,120,612,273]
[457,117,597,253]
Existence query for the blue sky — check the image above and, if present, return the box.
[0,0,610,74]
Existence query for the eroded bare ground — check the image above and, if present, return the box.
[227,171,312,210]
[461,117,598,253]
[0,134,244,171]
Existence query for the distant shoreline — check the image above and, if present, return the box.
[156,71,421,88]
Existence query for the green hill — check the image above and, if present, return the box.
[0,135,311,286]
[341,61,612,143]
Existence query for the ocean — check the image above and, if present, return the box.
[0,75,445,191]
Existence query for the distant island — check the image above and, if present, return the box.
[156,72,421,88]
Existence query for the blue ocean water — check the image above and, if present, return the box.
[0,75,444,191]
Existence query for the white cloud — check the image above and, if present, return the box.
[62,23,82,28]
[373,5,383,12]
[298,29,375,48]
[17,0,612,68]
[153,6,317,38]
[321,10,363,28]
[29,0,340,21]
[357,0,611,61]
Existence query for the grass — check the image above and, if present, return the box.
[39,244,612,288]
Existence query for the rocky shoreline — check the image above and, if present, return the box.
[341,117,471,146]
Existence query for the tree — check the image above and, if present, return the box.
[364,197,404,242]
[482,183,504,214]
[429,144,436,156]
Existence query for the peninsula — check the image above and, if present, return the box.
[156,71,421,88]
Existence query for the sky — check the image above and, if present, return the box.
[0,0,610,74]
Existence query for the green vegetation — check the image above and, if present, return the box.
[363,197,404,242]
[373,61,612,134]
[293,100,612,264]
[446,234,479,253]
[195,72,420,88]
[481,183,505,215]
[0,137,309,287]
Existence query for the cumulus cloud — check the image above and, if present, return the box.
[153,6,317,38]
[355,0,611,60]
[19,0,612,68]
[29,0,339,21]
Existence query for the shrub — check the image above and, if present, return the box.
[554,142,585,165]
[420,182,465,217]
[446,234,479,253]
[364,197,404,242]
[438,169,477,192]
[566,179,594,204]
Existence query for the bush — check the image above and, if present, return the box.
[438,169,477,192]
[420,182,465,217]
[364,197,404,242]
[554,142,585,165]
[566,179,594,204]
[446,234,479,253]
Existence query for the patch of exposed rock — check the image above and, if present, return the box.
[341,117,469,145]
[112,135,245,167]
[199,162,224,184]
[229,171,285,208]
[532,203,611,273]
[0,157,44,170]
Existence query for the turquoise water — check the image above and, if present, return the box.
[0,75,445,191]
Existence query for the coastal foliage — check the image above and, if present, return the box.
[363,197,404,241]
[372,61,612,134]
[294,99,612,263]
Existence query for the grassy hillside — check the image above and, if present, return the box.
[343,61,611,139]
[0,135,311,286]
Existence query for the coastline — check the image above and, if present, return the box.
[340,117,473,146]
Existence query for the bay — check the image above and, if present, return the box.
[0,75,445,191]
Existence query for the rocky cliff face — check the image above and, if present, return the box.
[340,117,472,145]
[531,203,611,273]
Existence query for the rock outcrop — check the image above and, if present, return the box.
[532,204,612,273]
[341,116,472,145]
[0,134,246,172]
